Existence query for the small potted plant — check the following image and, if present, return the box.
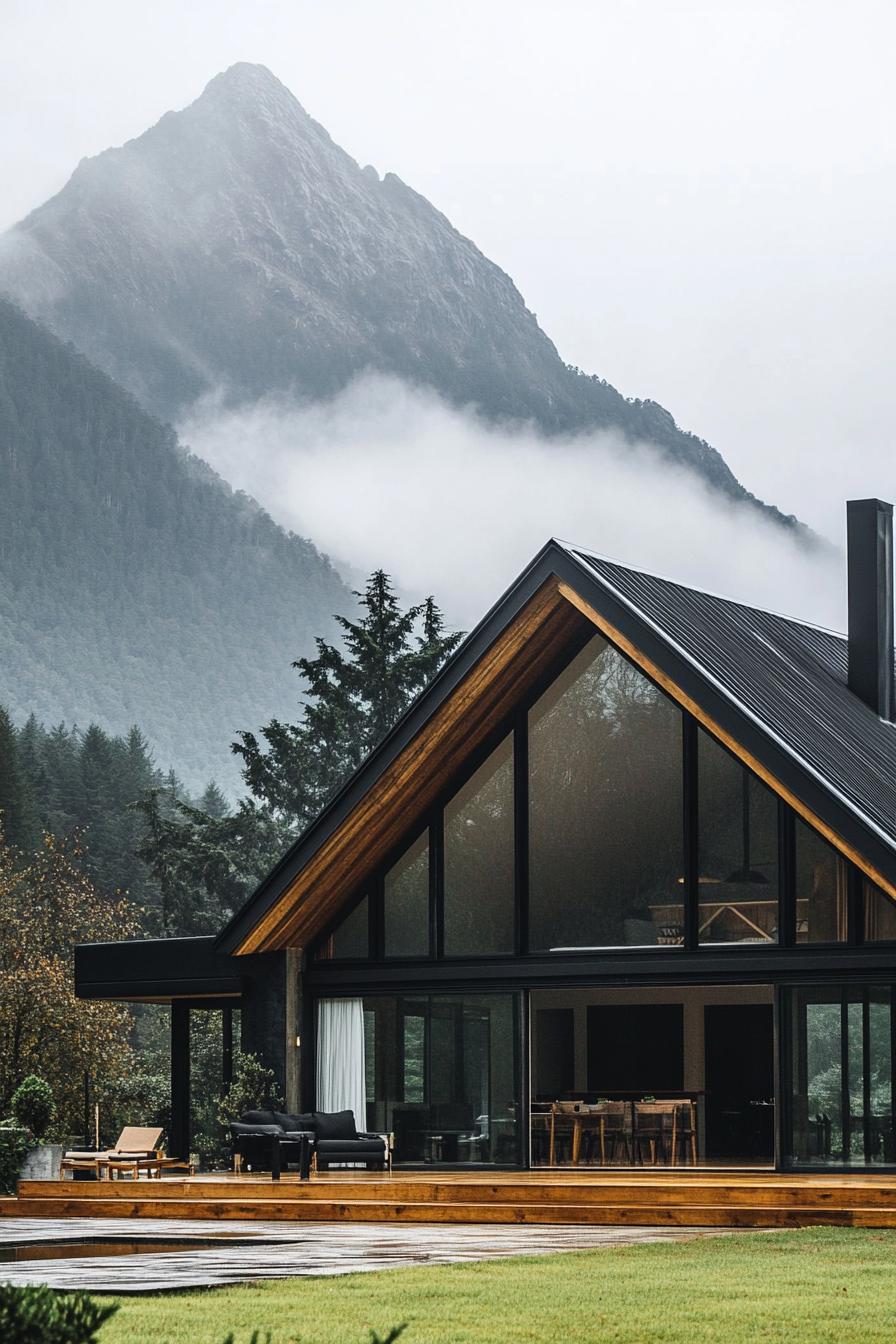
[12,1076,62,1180]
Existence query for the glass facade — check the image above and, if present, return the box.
[794,820,847,943]
[319,895,369,960]
[528,637,684,951]
[786,985,895,1166]
[864,879,896,942]
[443,735,515,956]
[302,637,896,1174]
[384,831,430,958]
[698,730,779,944]
[362,992,520,1165]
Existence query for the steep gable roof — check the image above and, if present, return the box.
[568,549,896,854]
[217,540,896,955]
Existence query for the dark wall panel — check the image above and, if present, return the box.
[587,1004,684,1092]
[534,1007,575,1098]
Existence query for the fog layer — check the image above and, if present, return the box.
[181,377,845,634]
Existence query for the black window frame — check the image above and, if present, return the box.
[309,631,893,967]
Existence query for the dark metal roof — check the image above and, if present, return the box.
[562,544,896,853]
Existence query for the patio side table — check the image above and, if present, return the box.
[271,1131,313,1181]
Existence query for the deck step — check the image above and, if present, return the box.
[14,1178,896,1211]
[3,1194,896,1228]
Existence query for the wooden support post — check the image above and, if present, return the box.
[170,1002,190,1160]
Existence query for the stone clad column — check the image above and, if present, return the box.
[285,947,303,1112]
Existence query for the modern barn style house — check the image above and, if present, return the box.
[66,499,896,1217]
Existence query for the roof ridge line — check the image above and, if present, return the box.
[553,537,846,640]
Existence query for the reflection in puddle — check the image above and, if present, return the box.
[0,1237,258,1263]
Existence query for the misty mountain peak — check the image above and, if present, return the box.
[197,61,309,121]
[0,65,787,523]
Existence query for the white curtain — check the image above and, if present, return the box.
[316,998,367,1128]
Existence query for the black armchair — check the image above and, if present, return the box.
[312,1110,389,1172]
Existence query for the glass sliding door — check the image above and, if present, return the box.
[360,992,520,1166]
[785,984,895,1167]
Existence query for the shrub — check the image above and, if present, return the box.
[217,1052,282,1127]
[0,1127,29,1193]
[0,1284,118,1343]
[11,1075,54,1140]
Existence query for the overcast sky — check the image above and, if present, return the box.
[3,0,895,544]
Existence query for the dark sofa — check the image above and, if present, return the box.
[229,1109,388,1175]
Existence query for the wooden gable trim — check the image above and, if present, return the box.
[557,580,896,905]
[235,579,590,952]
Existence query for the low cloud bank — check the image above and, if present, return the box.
[180,376,844,635]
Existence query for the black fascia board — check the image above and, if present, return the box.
[215,540,572,954]
[306,943,896,994]
[216,539,896,957]
[75,934,242,1002]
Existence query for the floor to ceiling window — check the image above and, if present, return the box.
[528,636,684,951]
[361,992,520,1165]
[785,984,895,1167]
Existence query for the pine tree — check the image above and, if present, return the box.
[234,570,462,826]
[137,571,463,929]
[0,706,28,850]
[199,782,229,819]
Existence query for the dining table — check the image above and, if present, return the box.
[541,1092,703,1167]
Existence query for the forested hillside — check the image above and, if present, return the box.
[0,705,202,928]
[0,297,353,790]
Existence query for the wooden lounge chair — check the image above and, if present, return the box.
[61,1126,170,1180]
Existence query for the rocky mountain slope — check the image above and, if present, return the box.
[0,63,793,522]
[0,296,352,790]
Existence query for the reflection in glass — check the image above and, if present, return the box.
[190,1006,240,1168]
[361,993,519,1165]
[384,831,430,958]
[865,879,896,941]
[795,821,847,943]
[444,735,514,956]
[698,731,779,944]
[528,637,684,951]
[786,985,894,1167]
[320,894,369,960]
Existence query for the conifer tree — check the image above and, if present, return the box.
[0,706,37,852]
[199,781,229,819]
[137,571,463,926]
[235,570,462,826]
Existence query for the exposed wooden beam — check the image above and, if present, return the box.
[237,581,590,952]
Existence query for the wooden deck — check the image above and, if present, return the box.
[4,1169,896,1228]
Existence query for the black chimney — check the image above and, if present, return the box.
[847,498,895,721]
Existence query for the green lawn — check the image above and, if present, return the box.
[100,1228,896,1344]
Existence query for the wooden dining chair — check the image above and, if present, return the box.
[668,1100,698,1167]
[530,1104,552,1166]
[548,1101,583,1166]
[588,1101,631,1166]
[632,1102,676,1165]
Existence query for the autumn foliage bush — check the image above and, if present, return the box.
[0,833,139,1137]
